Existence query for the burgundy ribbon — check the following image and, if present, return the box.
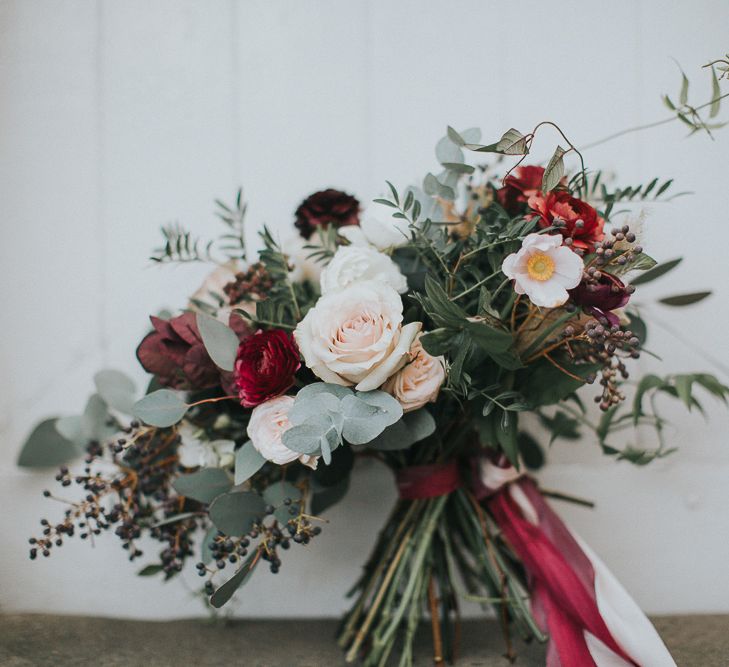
[395,460,461,500]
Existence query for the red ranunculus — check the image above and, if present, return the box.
[234,329,301,408]
[294,189,360,240]
[136,312,249,391]
[496,166,545,214]
[570,272,630,325]
[527,191,605,252]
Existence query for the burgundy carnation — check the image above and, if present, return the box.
[136,312,249,391]
[570,272,630,325]
[527,191,605,252]
[294,188,360,240]
[496,165,545,215]
[234,329,301,408]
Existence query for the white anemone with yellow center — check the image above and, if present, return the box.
[501,233,584,308]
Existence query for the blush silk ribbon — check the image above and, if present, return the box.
[395,458,676,667]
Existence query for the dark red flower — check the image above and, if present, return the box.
[294,189,360,239]
[570,272,630,325]
[136,312,249,391]
[234,330,301,408]
[496,166,545,215]
[527,191,605,252]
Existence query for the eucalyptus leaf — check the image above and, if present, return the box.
[209,491,265,536]
[133,389,187,427]
[17,418,81,468]
[367,409,436,451]
[173,468,232,504]
[263,481,302,525]
[210,551,258,608]
[137,564,163,577]
[435,136,464,165]
[196,312,239,371]
[94,369,136,414]
[234,441,266,485]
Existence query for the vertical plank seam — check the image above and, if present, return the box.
[229,0,241,192]
[95,0,109,365]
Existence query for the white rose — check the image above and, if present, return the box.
[294,281,421,391]
[382,334,445,412]
[320,245,407,295]
[359,201,411,250]
[247,396,318,468]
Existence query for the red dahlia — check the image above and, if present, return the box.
[496,165,546,215]
[234,329,301,408]
[527,191,605,252]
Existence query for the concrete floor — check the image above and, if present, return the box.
[1,615,727,666]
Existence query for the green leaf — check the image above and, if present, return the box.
[342,392,403,444]
[94,369,136,414]
[521,359,598,408]
[658,291,711,306]
[435,136,464,164]
[133,389,187,427]
[17,418,81,468]
[173,468,232,504]
[234,441,266,485]
[495,128,528,155]
[137,564,163,577]
[423,173,455,200]
[538,411,581,444]
[210,551,258,608]
[710,67,722,118]
[629,257,682,285]
[201,525,218,564]
[446,126,465,146]
[263,481,302,525]
[196,312,239,371]
[542,146,566,192]
[632,374,666,423]
[208,491,265,536]
[679,69,689,105]
[367,409,436,451]
[464,320,513,354]
[496,412,519,467]
[662,94,676,111]
[518,432,545,471]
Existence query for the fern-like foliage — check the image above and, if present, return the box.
[150,223,214,264]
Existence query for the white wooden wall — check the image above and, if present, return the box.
[2,0,728,618]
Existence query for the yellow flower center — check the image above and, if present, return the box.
[526,252,555,281]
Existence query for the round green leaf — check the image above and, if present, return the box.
[133,389,187,427]
[173,468,232,504]
[209,491,265,536]
[94,369,137,414]
[17,418,81,468]
[196,312,239,371]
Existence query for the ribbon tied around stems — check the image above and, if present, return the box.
[395,460,461,500]
[394,454,676,667]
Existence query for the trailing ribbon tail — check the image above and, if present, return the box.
[480,466,675,667]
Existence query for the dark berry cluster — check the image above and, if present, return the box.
[29,423,204,578]
[224,262,274,305]
[195,491,323,599]
[576,320,641,410]
[593,224,642,267]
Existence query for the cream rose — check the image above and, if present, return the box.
[294,281,421,391]
[320,245,407,295]
[382,334,445,412]
[247,396,318,468]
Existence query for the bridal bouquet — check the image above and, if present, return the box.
[19,123,728,666]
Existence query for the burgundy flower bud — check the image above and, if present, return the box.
[570,272,631,325]
[234,330,301,408]
[136,312,249,391]
[294,189,360,240]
